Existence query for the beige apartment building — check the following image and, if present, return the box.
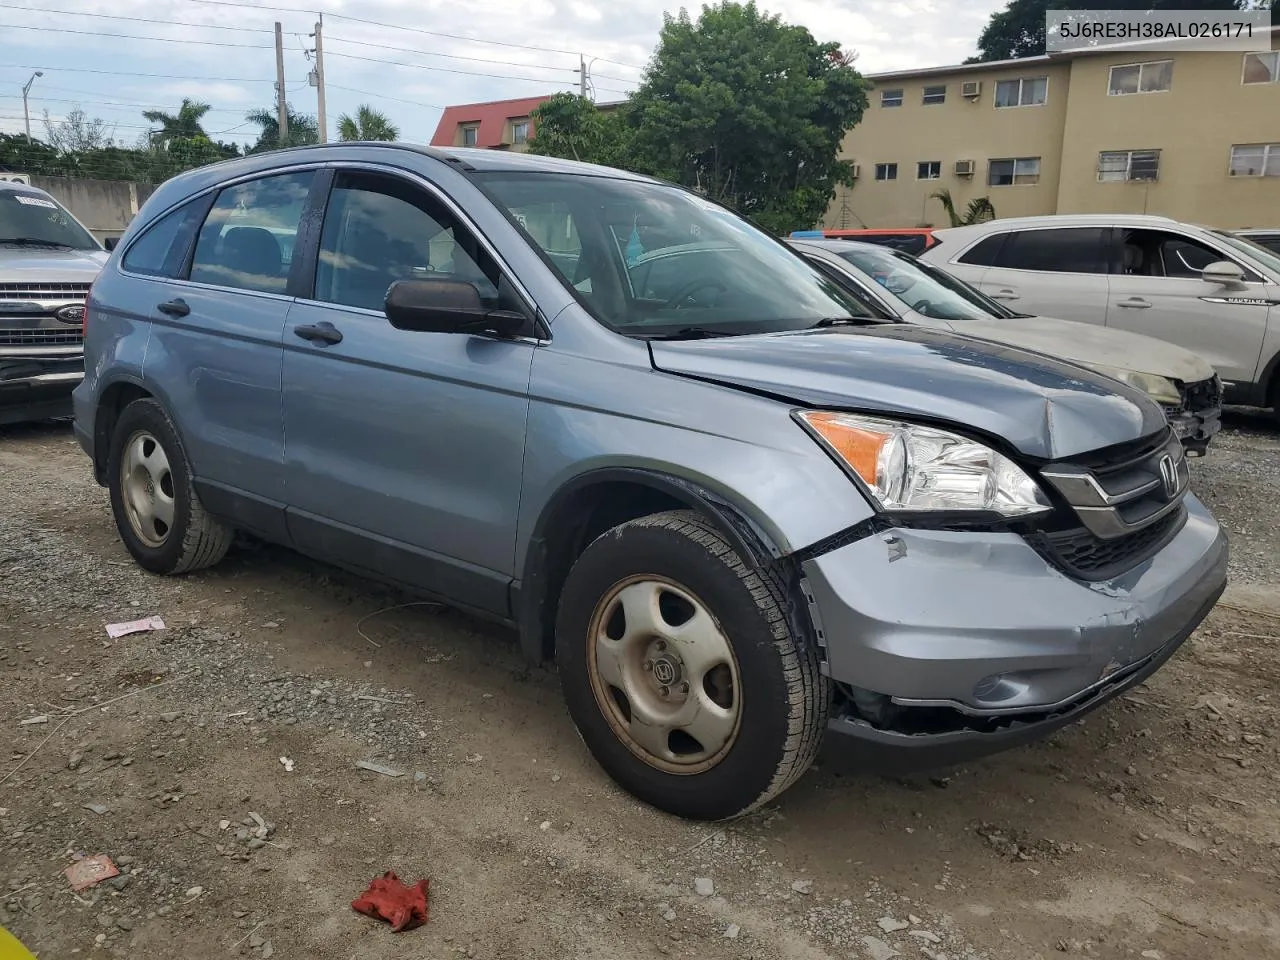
[825,29,1280,230]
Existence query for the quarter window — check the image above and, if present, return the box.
[1229,143,1280,177]
[988,157,1041,186]
[1098,149,1160,182]
[922,84,946,105]
[957,233,1008,267]
[188,172,312,294]
[1108,60,1173,95]
[874,162,898,181]
[994,76,1047,107]
[1242,51,1279,84]
[916,161,941,180]
[880,88,904,108]
[122,203,194,278]
[313,171,499,312]
[996,228,1109,274]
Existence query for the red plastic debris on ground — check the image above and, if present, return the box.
[64,854,119,891]
[351,871,430,932]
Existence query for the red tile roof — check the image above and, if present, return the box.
[429,95,552,148]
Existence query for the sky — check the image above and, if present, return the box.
[0,0,1006,151]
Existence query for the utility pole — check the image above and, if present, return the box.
[274,22,289,145]
[22,71,42,145]
[577,54,587,97]
[312,15,328,143]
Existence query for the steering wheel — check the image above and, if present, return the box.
[665,278,728,309]
[883,273,914,296]
[912,299,933,317]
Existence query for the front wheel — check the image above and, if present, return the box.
[556,510,829,820]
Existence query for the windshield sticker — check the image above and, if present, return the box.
[14,195,57,208]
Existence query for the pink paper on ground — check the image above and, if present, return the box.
[105,617,166,639]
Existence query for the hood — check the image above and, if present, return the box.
[649,325,1167,461]
[0,248,108,282]
[941,313,1215,383]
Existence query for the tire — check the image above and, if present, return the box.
[106,398,233,575]
[556,510,829,820]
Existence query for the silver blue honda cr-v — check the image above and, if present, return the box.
[73,145,1227,820]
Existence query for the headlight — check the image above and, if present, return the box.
[1081,363,1181,406]
[798,411,1052,516]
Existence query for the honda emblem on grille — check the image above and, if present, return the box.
[1158,454,1179,499]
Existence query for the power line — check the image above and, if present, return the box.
[323,49,585,85]
[0,94,247,115]
[324,33,576,73]
[327,84,444,111]
[0,2,272,32]
[2,64,275,83]
[0,20,272,48]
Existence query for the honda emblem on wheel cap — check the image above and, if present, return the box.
[1158,454,1179,499]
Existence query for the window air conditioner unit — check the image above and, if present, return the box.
[961,81,982,99]
[0,173,31,184]
[850,163,862,179]
[955,159,975,176]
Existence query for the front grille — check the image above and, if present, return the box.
[0,328,83,346]
[0,281,91,301]
[1027,505,1187,581]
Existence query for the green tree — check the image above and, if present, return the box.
[336,104,399,141]
[528,93,630,166]
[930,189,996,227]
[245,103,320,152]
[972,0,1253,62]
[623,1,869,234]
[142,99,212,147]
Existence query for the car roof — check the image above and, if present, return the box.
[931,213,1185,238]
[0,180,56,200]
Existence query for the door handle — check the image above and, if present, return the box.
[156,298,190,318]
[1117,298,1152,309]
[293,321,344,346]
[988,289,1019,300]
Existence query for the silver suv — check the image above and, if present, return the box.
[73,146,1227,819]
[0,180,105,425]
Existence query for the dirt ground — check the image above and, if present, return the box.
[2,414,1279,960]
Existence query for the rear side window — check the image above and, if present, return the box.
[189,172,313,294]
[997,228,1109,274]
[122,204,194,278]
[956,233,1007,266]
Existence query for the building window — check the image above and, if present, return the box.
[1242,51,1280,85]
[994,76,1047,107]
[988,157,1041,186]
[1108,60,1173,95]
[461,125,479,147]
[916,161,942,180]
[880,88,904,108]
[874,163,898,181]
[1098,149,1160,182]
[511,120,530,144]
[922,84,946,105]
[1229,143,1280,177]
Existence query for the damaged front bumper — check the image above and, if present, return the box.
[1163,376,1223,457]
[800,493,1228,773]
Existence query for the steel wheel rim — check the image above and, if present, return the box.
[119,429,176,549]
[586,574,742,775]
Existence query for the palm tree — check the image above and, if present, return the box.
[245,103,320,153]
[336,104,399,142]
[142,99,212,147]
[930,188,996,227]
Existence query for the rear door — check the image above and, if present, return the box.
[970,226,1112,325]
[1105,227,1271,386]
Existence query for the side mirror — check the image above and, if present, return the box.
[384,279,530,337]
[1201,260,1245,288]
[103,236,120,251]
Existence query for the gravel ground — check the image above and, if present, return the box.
[1,414,1278,960]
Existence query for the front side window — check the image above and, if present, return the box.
[0,189,99,251]
[1229,142,1280,177]
[1108,60,1173,95]
[1098,149,1160,182]
[122,203,194,277]
[1118,228,1262,282]
[994,76,1047,107]
[477,172,871,337]
[922,84,946,105]
[1242,50,1280,84]
[314,171,498,312]
[189,172,312,294]
[874,162,898,181]
[880,88,903,107]
[988,157,1041,186]
[997,228,1109,274]
[916,161,941,180]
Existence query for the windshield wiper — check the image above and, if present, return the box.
[0,237,75,249]
[811,316,867,327]
[638,326,739,341]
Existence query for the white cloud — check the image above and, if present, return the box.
[0,0,1008,148]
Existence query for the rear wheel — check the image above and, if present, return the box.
[106,399,233,575]
[556,510,828,820]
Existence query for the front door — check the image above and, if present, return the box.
[280,167,536,617]
[1105,227,1271,387]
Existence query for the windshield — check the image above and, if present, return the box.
[0,190,100,250]
[476,172,874,336]
[831,245,1015,322]
[1212,229,1280,278]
